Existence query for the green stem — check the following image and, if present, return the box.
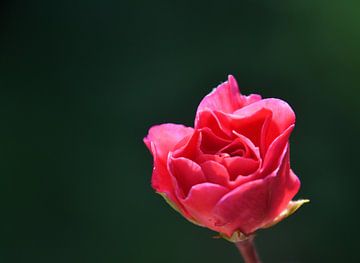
[235,236,261,263]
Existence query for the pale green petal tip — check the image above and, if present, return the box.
[157,192,203,227]
[263,199,310,229]
[158,192,181,213]
[217,231,249,243]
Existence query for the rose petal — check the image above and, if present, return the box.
[232,130,260,159]
[144,124,193,162]
[200,128,231,154]
[144,124,194,218]
[213,178,269,236]
[261,124,294,174]
[172,129,202,160]
[233,98,295,151]
[200,161,230,186]
[168,157,206,198]
[196,75,243,115]
[222,157,260,180]
[195,110,232,138]
[181,183,229,230]
[213,146,299,236]
[215,108,273,147]
[196,75,262,117]
[264,149,300,223]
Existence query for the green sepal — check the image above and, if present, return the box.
[217,230,249,243]
[262,199,310,229]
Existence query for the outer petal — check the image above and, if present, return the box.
[213,147,299,236]
[263,150,300,224]
[168,157,206,198]
[144,124,193,217]
[196,108,272,145]
[213,179,270,236]
[196,75,243,115]
[233,98,295,133]
[144,123,193,163]
[261,124,294,174]
[181,183,229,230]
[195,75,261,125]
[233,98,295,152]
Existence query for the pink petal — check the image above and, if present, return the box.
[181,183,229,230]
[216,108,273,147]
[199,128,231,154]
[264,150,300,224]
[144,144,192,219]
[144,124,193,217]
[213,147,300,236]
[213,179,270,236]
[223,157,260,180]
[196,75,262,118]
[172,129,202,160]
[144,124,193,162]
[233,98,295,151]
[233,98,295,131]
[196,75,243,115]
[168,157,206,198]
[200,161,230,186]
[261,124,294,174]
[232,130,260,159]
[195,110,232,138]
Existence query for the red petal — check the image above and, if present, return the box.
[200,161,230,186]
[233,98,295,132]
[181,183,229,230]
[213,147,300,236]
[262,124,294,174]
[199,128,231,154]
[264,150,300,224]
[144,124,193,217]
[196,75,243,115]
[213,179,269,236]
[216,108,272,147]
[223,157,260,180]
[172,129,202,160]
[144,124,193,162]
[233,98,295,151]
[168,157,206,198]
[195,110,232,138]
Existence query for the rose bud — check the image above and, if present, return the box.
[144,75,308,242]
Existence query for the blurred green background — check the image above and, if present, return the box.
[1,0,359,262]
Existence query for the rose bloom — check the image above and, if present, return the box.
[144,75,306,241]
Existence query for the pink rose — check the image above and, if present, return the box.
[144,75,307,241]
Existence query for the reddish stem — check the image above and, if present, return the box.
[235,236,261,263]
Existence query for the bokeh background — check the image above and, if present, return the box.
[1,0,359,262]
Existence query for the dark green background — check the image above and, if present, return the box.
[1,0,359,262]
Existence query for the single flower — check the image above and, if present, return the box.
[144,75,307,242]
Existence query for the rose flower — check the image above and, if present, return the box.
[144,75,307,241]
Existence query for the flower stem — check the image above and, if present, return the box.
[235,236,261,263]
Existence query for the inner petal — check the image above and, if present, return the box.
[169,156,206,198]
[218,138,247,157]
[200,128,231,154]
[222,157,260,180]
[200,161,230,186]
